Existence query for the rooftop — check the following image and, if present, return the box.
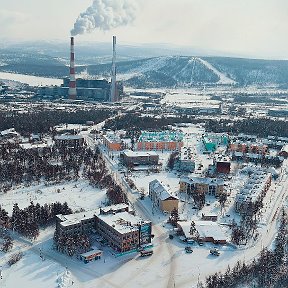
[138,131,184,143]
[150,179,179,201]
[123,150,158,158]
[97,211,148,234]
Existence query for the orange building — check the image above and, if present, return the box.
[137,131,183,151]
[103,133,122,151]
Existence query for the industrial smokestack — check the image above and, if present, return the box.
[110,35,117,102]
[68,37,77,100]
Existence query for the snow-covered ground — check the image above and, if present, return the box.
[0,179,108,214]
[0,124,288,288]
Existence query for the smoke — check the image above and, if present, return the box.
[71,0,137,36]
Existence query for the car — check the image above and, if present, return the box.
[198,241,204,246]
[185,246,193,253]
[206,203,211,206]
[210,248,220,256]
[192,206,198,209]
[169,234,174,239]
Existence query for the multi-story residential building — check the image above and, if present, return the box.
[178,147,195,173]
[202,133,229,152]
[214,155,231,174]
[95,210,152,252]
[179,177,225,196]
[121,150,159,167]
[54,134,85,149]
[56,204,152,253]
[102,132,123,151]
[149,179,179,213]
[235,170,272,214]
[137,131,183,151]
[229,141,268,155]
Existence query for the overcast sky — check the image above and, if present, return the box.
[1,0,288,59]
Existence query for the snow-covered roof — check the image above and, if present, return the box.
[0,128,19,137]
[100,203,129,214]
[195,221,226,241]
[236,170,271,204]
[97,211,147,235]
[57,210,98,227]
[149,179,179,201]
[123,150,158,158]
[280,144,288,153]
[178,221,226,241]
[54,134,84,141]
[80,249,102,258]
[180,177,224,186]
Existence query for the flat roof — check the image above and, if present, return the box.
[138,131,184,142]
[80,249,102,258]
[97,211,147,234]
[178,221,226,241]
[123,150,158,158]
[57,210,98,227]
[55,134,84,141]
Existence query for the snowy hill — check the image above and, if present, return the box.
[1,46,288,88]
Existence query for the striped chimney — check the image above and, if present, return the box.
[68,37,77,100]
[110,35,117,102]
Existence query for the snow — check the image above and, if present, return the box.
[0,179,108,214]
[0,72,62,86]
[197,58,236,85]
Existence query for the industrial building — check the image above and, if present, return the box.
[179,177,225,197]
[38,36,123,102]
[137,131,184,151]
[149,179,179,213]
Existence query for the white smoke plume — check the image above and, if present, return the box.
[71,0,137,36]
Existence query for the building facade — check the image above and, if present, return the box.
[121,150,159,166]
[149,179,179,213]
[137,131,184,151]
[235,170,272,214]
[179,177,225,196]
[56,204,152,253]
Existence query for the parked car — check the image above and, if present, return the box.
[169,234,174,239]
[198,241,204,246]
[210,248,220,256]
[140,250,153,257]
[185,246,193,253]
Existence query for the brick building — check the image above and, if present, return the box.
[137,131,183,151]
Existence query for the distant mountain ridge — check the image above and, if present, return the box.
[1,46,288,88]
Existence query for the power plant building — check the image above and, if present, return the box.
[38,36,123,102]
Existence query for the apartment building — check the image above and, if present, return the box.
[179,177,225,196]
[121,150,159,166]
[149,179,179,213]
[56,204,152,253]
[235,170,272,214]
[137,131,183,151]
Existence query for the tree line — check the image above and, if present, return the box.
[201,209,288,288]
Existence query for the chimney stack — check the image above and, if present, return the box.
[68,37,77,100]
[110,36,117,102]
